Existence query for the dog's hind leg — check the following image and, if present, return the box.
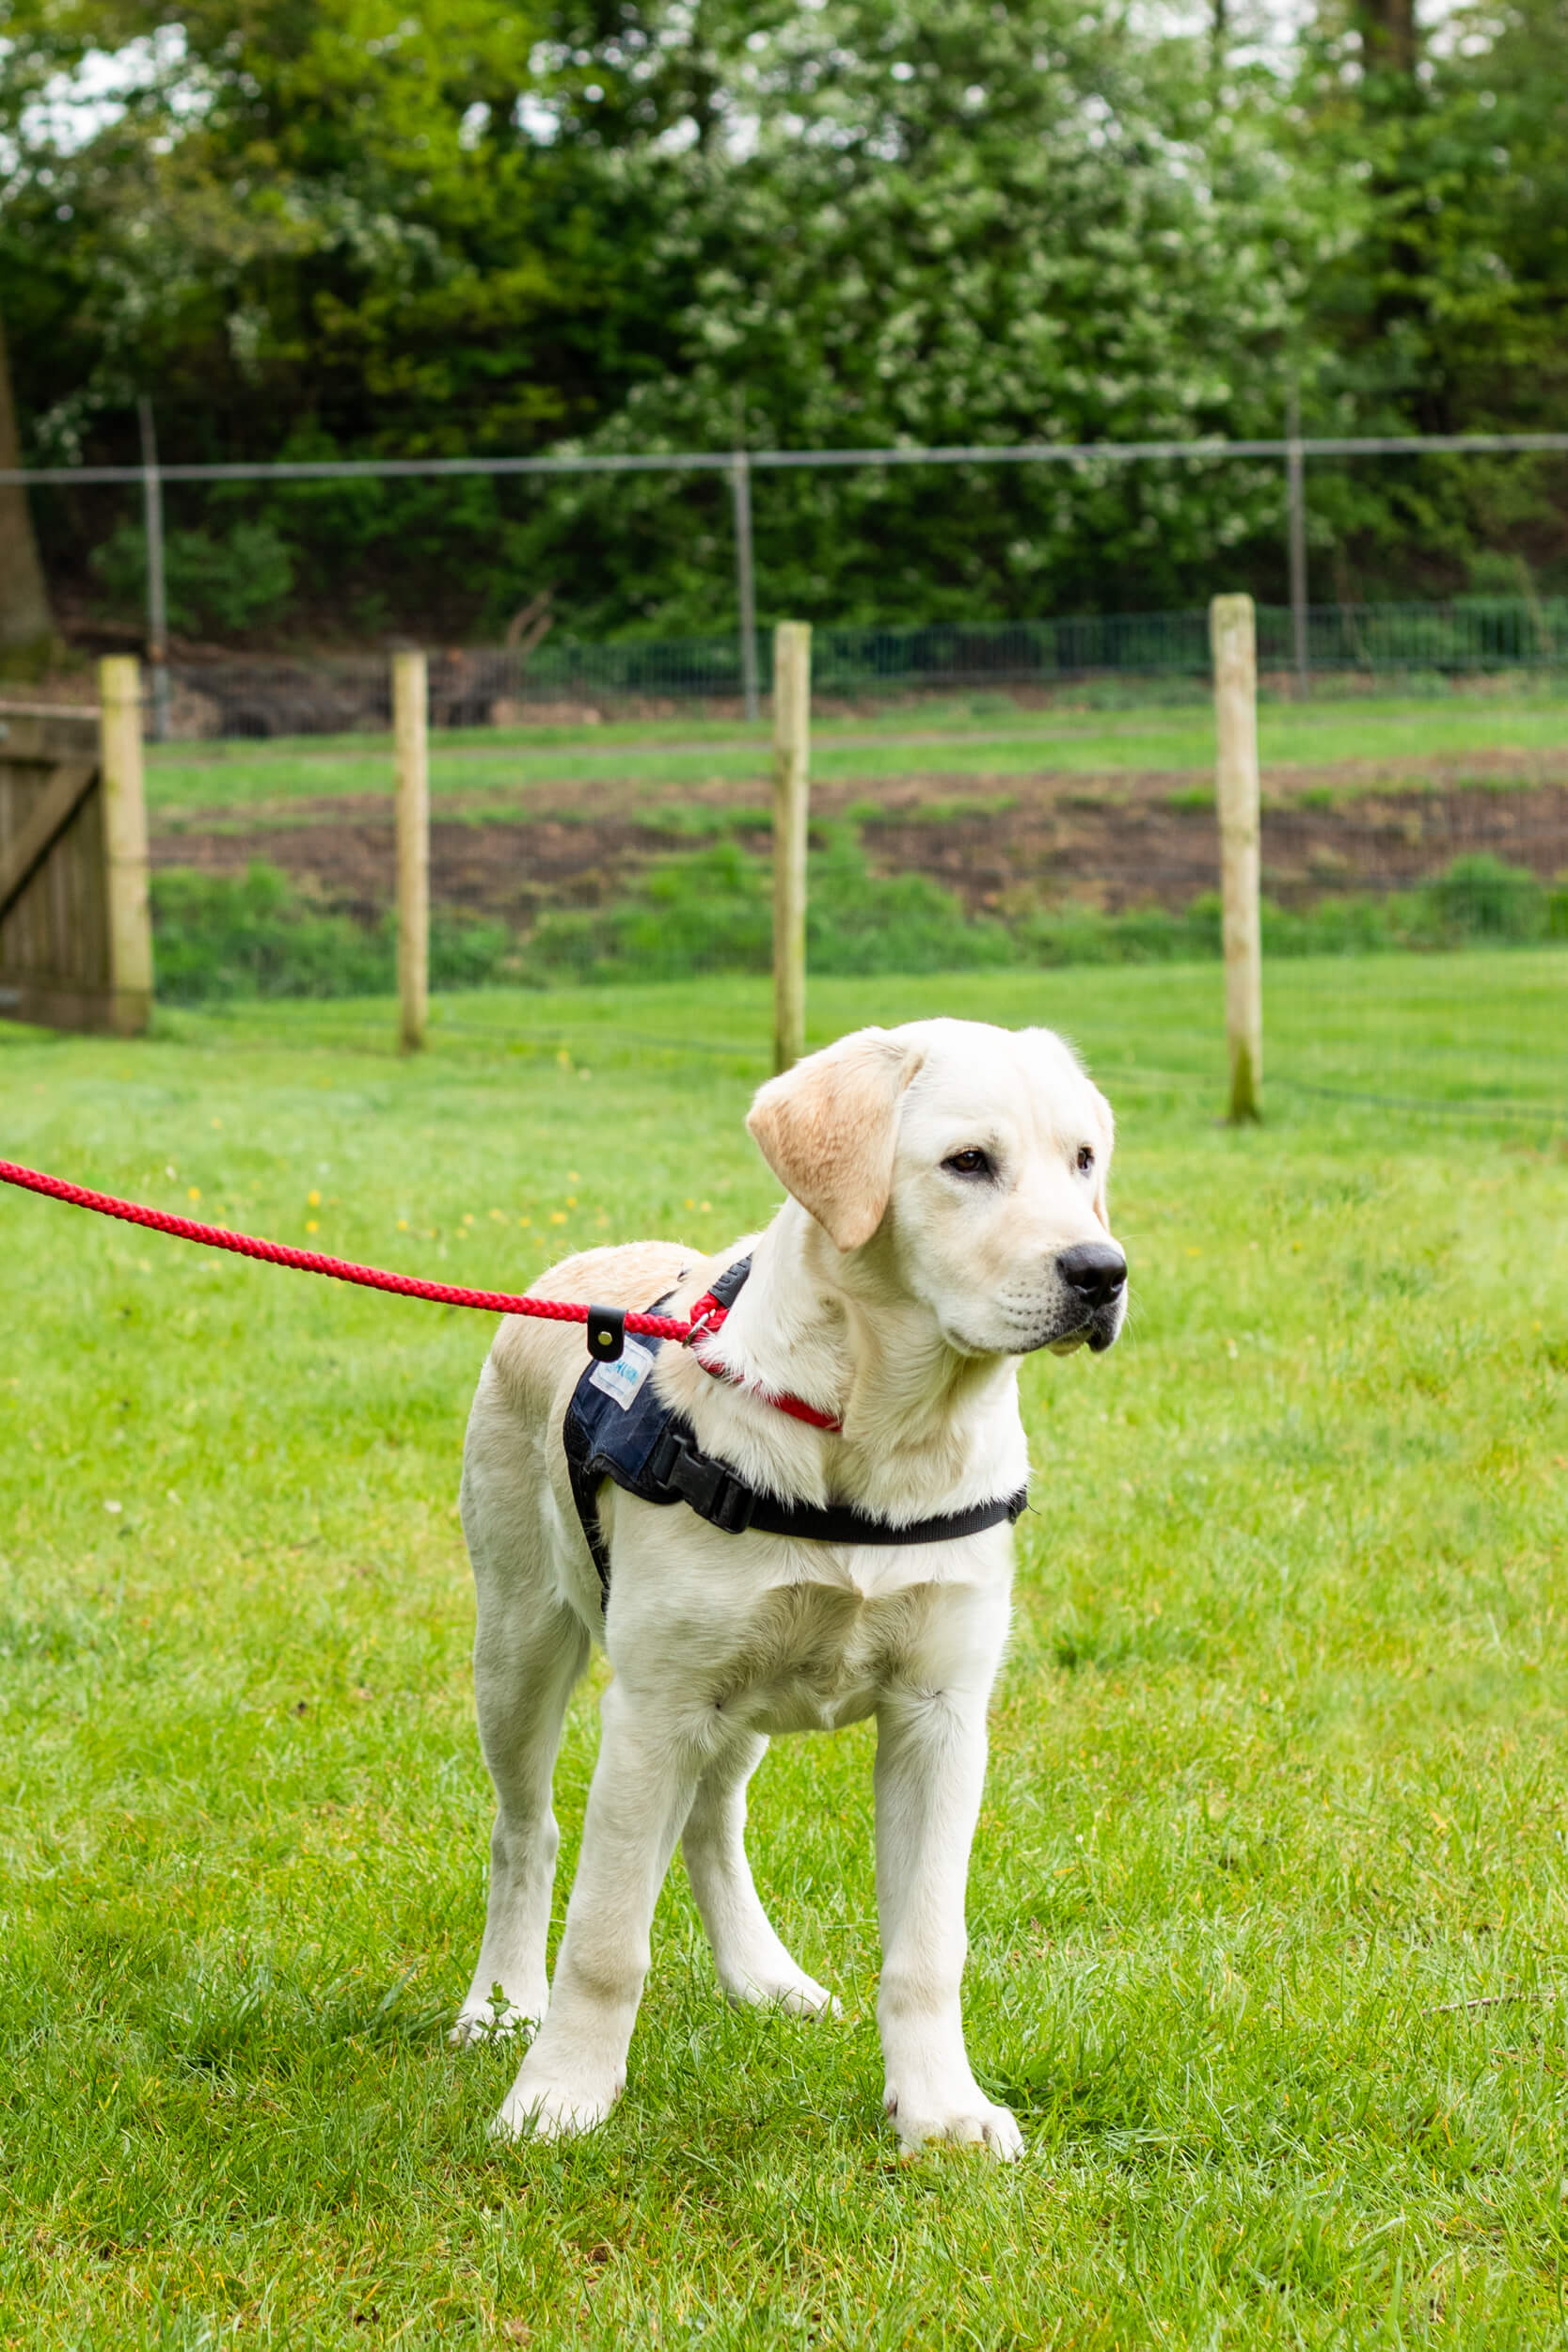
[451,1378,592,2044]
[683,1731,839,2018]
[451,1584,588,2042]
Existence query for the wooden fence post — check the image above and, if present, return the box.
[771,621,810,1073]
[393,649,428,1054]
[98,656,153,1036]
[1210,595,1262,1121]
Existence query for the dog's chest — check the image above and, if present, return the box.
[686,1558,1006,1739]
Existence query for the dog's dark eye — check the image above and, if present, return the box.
[1076,1146,1096,1175]
[943,1148,992,1180]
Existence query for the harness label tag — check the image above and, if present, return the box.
[588,1338,656,1410]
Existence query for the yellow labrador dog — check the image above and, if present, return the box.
[452,1019,1127,2157]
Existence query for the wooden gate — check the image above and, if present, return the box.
[0,657,152,1036]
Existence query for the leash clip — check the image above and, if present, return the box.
[683,1291,727,1347]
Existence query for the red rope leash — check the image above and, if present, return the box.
[0,1157,698,1341]
[0,1157,844,1421]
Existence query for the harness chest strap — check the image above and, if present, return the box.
[562,1267,1027,1602]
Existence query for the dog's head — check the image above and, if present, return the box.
[748,1019,1126,1359]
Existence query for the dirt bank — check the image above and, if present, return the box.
[150,757,1568,924]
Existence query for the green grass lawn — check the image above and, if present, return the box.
[145,686,1568,818]
[3,962,1567,2346]
[168,952,1564,1122]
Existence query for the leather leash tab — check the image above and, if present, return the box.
[587,1306,626,1362]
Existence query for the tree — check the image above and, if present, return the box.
[1357,0,1418,76]
[513,0,1325,628]
[1291,0,1568,594]
[1,0,1563,637]
[0,309,55,665]
[0,0,636,632]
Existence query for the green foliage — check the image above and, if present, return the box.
[92,518,295,636]
[1412,851,1554,944]
[522,1,1315,633]
[150,847,1568,1003]
[531,842,1563,982]
[810,831,1018,976]
[515,830,1013,983]
[8,0,1566,638]
[150,863,514,1000]
[1017,896,1225,966]
[524,840,769,986]
[1285,0,1568,599]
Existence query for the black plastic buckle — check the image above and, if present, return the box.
[707,1255,753,1311]
[706,1474,757,1534]
[647,1426,682,1486]
[586,1306,626,1362]
[651,1427,755,1534]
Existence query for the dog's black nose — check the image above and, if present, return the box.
[1057,1242,1127,1308]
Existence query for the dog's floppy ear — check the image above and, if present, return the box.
[1089,1084,1116,1233]
[747,1028,925,1251]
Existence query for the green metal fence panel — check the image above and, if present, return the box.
[159,596,1568,739]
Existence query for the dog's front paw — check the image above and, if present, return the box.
[491,2067,622,2143]
[885,2084,1023,2163]
[449,2001,539,2048]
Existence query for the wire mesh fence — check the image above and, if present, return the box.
[807,598,1568,699]
[150,597,1568,741]
[137,678,1568,1129]
[1265,949,1564,1123]
[1258,843,1565,1128]
[13,631,1556,1122]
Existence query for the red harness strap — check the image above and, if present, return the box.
[685,1278,844,1434]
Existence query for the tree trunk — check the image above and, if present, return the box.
[1355,0,1431,410]
[0,310,56,667]
[1358,0,1418,80]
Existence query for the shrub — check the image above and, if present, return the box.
[92,520,295,637]
[151,865,511,1001]
[150,850,1565,1003]
[1413,853,1544,944]
[524,840,771,984]
[521,832,1010,984]
[1015,896,1223,965]
[1260,893,1405,957]
[808,830,1015,976]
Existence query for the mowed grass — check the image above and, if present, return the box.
[187,951,1566,1121]
[145,685,1568,818]
[2,961,1567,2348]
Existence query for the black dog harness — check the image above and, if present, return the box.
[562,1263,1028,1603]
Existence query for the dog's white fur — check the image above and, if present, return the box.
[453,1018,1126,2157]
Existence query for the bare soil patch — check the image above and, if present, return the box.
[150,755,1568,924]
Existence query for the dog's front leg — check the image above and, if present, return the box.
[873,1689,1022,2161]
[493,1677,701,2142]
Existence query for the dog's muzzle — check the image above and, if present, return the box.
[1046,1241,1128,1355]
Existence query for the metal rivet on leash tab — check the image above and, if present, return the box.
[587,1307,626,1361]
